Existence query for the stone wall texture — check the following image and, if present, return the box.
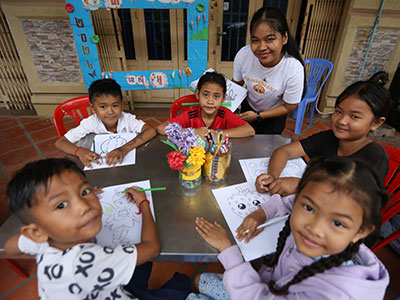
[343,28,399,87]
[21,19,83,83]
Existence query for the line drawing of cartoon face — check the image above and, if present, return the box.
[227,187,264,219]
[100,135,127,155]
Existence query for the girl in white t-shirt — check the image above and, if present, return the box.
[234,7,305,134]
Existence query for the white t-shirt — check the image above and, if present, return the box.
[64,112,145,143]
[18,235,138,300]
[233,45,304,112]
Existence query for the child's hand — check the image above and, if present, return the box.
[77,148,101,168]
[239,111,257,122]
[255,173,274,193]
[268,177,299,196]
[123,186,146,206]
[104,148,126,166]
[195,217,232,252]
[235,208,266,243]
[194,127,210,139]
[93,186,103,199]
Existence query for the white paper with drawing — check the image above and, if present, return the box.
[96,180,155,248]
[212,182,287,261]
[239,157,307,184]
[84,133,136,170]
[190,68,247,112]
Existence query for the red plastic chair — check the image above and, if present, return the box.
[372,147,400,252]
[53,96,92,137]
[0,259,28,278]
[169,94,198,118]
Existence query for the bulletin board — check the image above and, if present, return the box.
[65,0,209,91]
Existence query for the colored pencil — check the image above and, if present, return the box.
[243,215,289,235]
[121,187,166,193]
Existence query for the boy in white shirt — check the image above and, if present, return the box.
[4,158,161,299]
[55,79,156,168]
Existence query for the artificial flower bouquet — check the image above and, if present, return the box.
[162,122,206,188]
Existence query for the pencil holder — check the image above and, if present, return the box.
[203,142,232,182]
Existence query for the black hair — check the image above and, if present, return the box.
[88,78,123,104]
[7,158,86,224]
[250,7,304,67]
[197,71,227,94]
[335,71,392,120]
[263,156,388,295]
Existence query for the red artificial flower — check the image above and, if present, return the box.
[65,3,74,13]
[166,151,187,171]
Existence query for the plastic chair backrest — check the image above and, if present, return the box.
[53,96,92,137]
[303,58,334,99]
[372,147,400,252]
[169,94,198,118]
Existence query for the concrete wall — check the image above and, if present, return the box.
[320,0,400,112]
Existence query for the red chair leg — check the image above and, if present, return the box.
[1,259,29,278]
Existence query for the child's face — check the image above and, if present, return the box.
[30,170,102,250]
[331,95,384,141]
[91,95,123,131]
[290,181,372,258]
[251,22,288,68]
[196,82,226,117]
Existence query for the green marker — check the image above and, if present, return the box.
[121,187,166,193]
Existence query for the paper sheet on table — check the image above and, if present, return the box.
[212,182,287,261]
[239,157,307,184]
[96,180,155,248]
[189,68,247,112]
[84,133,136,170]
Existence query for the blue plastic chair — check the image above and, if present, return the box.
[293,58,333,134]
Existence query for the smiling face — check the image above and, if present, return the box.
[250,22,288,68]
[30,170,102,250]
[290,181,372,257]
[91,94,123,132]
[331,96,384,142]
[196,82,226,118]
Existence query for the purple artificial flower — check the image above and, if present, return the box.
[179,128,199,154]
[165,122,183,145]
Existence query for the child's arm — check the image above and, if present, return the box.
[124,187,160,266]
[255,141,306,195]
[55,136,101,168]
[4,233,24,257]
[214,123,255,138]
[156,121,169,135]
[105,124,157,166]
[195,217,232,253]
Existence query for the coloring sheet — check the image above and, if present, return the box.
[212,182,287,261]
[190,68,247,112]
[96,180,155,248]
[239,157,307,185]
[84,133,136,170]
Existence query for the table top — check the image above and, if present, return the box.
[83,134,292,262]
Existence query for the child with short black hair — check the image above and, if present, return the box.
[157,71,255,138]
[4,158,162,299]
[55,79,156,168]
[189,157,389,299]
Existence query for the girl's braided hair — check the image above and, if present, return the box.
[263,156,388,295]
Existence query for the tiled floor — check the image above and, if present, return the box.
[0,109,399,299]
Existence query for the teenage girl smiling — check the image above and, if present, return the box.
[234,7,305,134]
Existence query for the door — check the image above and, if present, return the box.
[209,0,299,79]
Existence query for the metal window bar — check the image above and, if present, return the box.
[0,9,32,111]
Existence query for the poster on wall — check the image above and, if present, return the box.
[65,0,209,91]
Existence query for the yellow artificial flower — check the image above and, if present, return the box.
[187,146,206,166]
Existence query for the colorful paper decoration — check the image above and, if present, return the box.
[66,0,209,91]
